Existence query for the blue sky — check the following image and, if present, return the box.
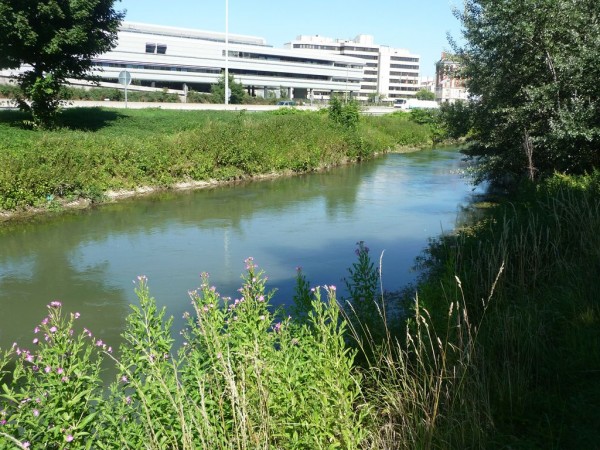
[116,0,463,77]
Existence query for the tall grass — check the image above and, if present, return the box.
[0,108,434,211]
[408,172,600,448]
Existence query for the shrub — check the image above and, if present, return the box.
[0,260,367,449]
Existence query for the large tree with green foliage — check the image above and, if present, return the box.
[454,0,600,185]
[0,0,124,127]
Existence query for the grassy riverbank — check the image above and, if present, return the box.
[0,107,432,214]
[391,172,600,448]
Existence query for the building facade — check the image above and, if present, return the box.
[435,53,468,103]
[285,34,420,103]
[1,22,366,101]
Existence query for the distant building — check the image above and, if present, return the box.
[435,53,468,103]
[285,35,420,103]
[419,76,436,95]
[1,22,366,101]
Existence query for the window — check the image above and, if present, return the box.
[391,56,419,63]
[390,64,419,70]
[146,43,167,54]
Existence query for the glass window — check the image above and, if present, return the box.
[157,44,167,54]
[145,43,156,53]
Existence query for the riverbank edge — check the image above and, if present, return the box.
[0,146,425,224]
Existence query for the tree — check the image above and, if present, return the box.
[415,89,435,101]
[364,92,383,104]
[454,0,600,185]
[328,95,360,130]
[211,73,246,104]
[0,0,124,127]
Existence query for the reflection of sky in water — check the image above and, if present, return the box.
[1,149,475,349]
[0,258,35,281]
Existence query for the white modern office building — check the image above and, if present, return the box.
[1,22,366,101]
[285,34,421,103]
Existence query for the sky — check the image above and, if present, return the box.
[115,0,464,78]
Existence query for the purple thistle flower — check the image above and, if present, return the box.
[66,434,73,442]
[49,326,57,333]
[33,409,39,417]
[44,366,51,373]
[49,301,62,308]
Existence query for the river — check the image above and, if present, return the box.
[0,147,476,351]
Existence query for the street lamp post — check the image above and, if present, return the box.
[225,0,229,106]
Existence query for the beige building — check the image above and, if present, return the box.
[435,53,468,103]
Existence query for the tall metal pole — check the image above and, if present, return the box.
[225,0,229,106]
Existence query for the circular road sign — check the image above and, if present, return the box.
[118,70,132,86]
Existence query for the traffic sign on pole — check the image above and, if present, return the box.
[118,70,132,108]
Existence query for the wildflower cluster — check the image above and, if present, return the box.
[0,302,105,448]
[1,259,366,448]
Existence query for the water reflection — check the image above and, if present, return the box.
[0,148,475,351]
